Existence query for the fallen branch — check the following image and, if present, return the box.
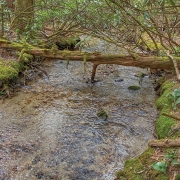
[162,112,180,121]
[149,138,180,148]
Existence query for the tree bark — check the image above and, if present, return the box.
[149,138,180,148]
[13,0,34,33]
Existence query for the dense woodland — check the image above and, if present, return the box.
[1,0,180,179]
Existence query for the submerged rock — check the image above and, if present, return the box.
[97,108,108,121]
[128,85,140,90]
[115,78,124,82]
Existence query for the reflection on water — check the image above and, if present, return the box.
[0,39,157,180]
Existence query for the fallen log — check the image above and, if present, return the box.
[1,38,180,81]
[149,138,180,148]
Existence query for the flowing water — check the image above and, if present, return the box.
[0,39,157,180]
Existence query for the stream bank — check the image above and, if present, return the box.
[116,77,180,180]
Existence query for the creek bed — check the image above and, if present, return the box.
[0,37,157,180]
[0,58,157,180]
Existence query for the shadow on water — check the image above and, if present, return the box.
[0,39,157,180]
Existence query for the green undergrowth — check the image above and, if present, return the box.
[115,148,168,180]
[115,79,180,180]
[155,80,180,139]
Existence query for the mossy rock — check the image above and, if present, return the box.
[128,85,140,90]
[0,52,33,84]
[0,60,20,82]
[97,109,108,121]
[135,72,146,78]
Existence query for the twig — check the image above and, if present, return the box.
[162,112,180,121]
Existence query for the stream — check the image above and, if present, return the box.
[0,39,157,180]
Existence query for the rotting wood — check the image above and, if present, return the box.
[149,138,180,148]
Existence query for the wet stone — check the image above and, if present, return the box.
[32,155,41,165]
[115,78,124,82]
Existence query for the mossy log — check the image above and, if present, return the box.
[1,38,180,81]
[149,138,180,148]
[1,39,180,69]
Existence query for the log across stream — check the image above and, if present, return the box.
[0,37,180,82]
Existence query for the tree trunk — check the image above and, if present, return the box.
[13,0,34,33]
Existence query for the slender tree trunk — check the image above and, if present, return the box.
[13,0,34,33]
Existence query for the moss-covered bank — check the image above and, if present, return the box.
[0,52,33,92]
[115,79,180,180]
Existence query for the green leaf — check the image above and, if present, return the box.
[172,159,180,165]
[169,0,175,6]
[175,98,180,105]
[0,91,5,95]
[144,12,150,20]
[151,162,168,173]
[164,152,176,159]
[143,0,149,5]
[174,88,180,97]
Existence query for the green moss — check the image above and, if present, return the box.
[156,89,172,111]
[0,38,9,43]
[156,115,176,139]
[161,80,175,92]
[0,60,20,82]
[116,148,168,180]
[97,109,108,121]
[0,52,33,83]
[155,80,178,139]
[156,81,176,111]
[16,52,33,63]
